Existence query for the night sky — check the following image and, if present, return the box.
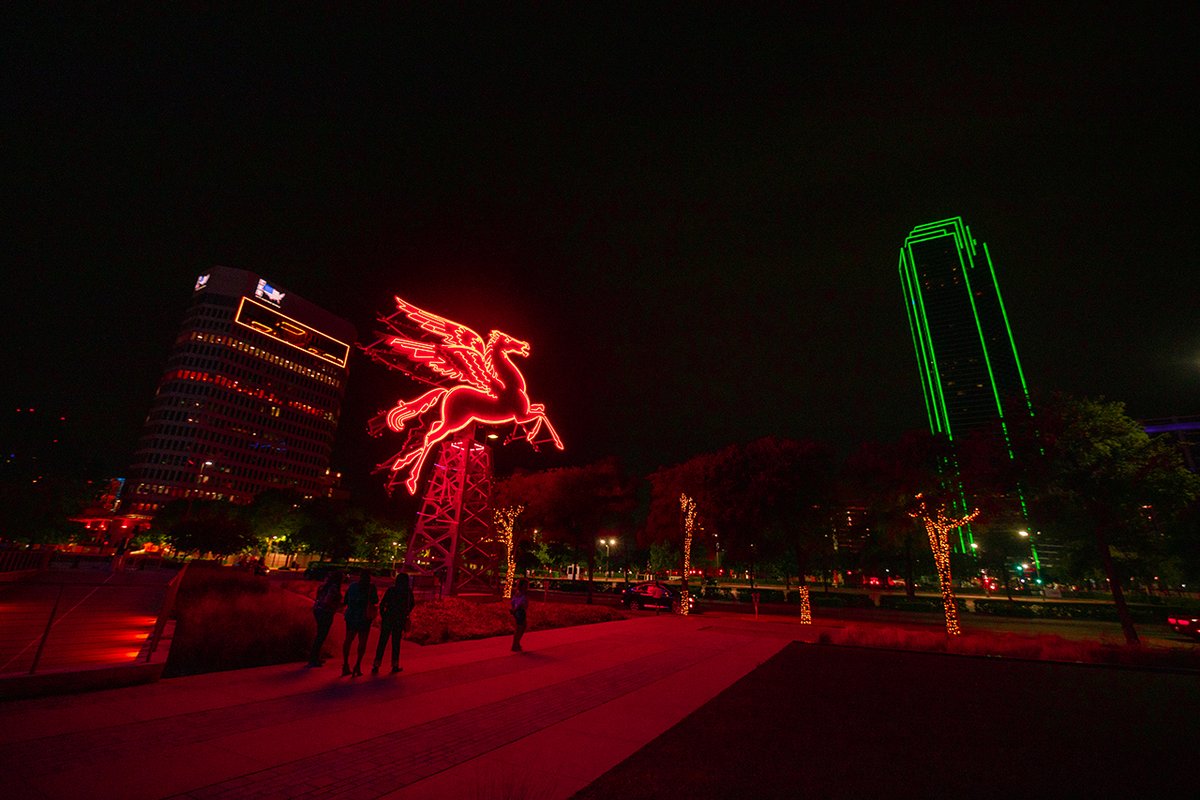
[3,5,1197,492]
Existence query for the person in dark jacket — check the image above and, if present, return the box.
[307,570,343,667]
[510,578,529,652]
[372,572,415,674]
[341,568,378,677]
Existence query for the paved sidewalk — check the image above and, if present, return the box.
[0,613,792,800]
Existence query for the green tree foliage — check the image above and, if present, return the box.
[161,500,256,556]
[240,489,309,544]
[647,539,680,576]
[353,515,407,563]
[1016,394,1200,643]
[292,498,360,562]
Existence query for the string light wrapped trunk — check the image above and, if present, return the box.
[494,505,523,598]
[911,494,979,637]
[679,493,696,615]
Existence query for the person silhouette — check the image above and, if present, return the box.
[510,578,529,652]
[308,570,343,667]
[341,568,378,677]
[372,572,415,674]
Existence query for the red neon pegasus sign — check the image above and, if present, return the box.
[368,297,563,494]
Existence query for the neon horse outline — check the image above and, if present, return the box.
[379,297,563,494]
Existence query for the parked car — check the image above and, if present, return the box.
[1166,614,1200,640]
[620,581,699,613]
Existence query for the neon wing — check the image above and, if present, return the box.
[385,297,494,391]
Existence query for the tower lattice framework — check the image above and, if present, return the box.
[404,428,499,597]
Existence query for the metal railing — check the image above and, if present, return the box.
[0,549,53,574]
[0,568,181,676]
[145,562,188,663]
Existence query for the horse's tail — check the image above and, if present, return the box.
[386,389,445,432]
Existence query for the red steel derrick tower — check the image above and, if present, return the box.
[361,297,563,596]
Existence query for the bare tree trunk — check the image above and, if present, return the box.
[903,534,916,599]
[1095,523,1139,645]
[795,552,812,624]
[1002,543,1014,601]
[586,545,595,605]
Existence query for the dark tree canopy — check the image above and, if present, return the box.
[160,500,256,557]
[647,436,838,581]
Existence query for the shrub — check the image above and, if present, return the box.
[972,600,1173,623]
[166,569,312,677]
[408,598,625,645]
[816,625,1200,670]
[878,595,955,613]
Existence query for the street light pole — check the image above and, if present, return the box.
[599,538,615,578]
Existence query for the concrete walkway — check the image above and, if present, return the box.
[0,613,790,800]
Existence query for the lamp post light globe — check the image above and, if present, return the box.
[599,537,617,578]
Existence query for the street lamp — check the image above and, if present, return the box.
[1018,529,1043,584]
[598,537,616,577]
[392,541,400,572]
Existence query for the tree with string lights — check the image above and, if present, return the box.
[910,493,979,636]
[493,505,524,598]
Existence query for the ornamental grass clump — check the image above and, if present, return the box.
[167,572,629,675]
[165,567,313,677]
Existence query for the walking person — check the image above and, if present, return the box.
[342,568,378,677]
[510,577,529,652]
[372,572,415,674]
[308,570,343,667]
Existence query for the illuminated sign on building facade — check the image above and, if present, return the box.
[235,297,351,367]
[255,278,286,306]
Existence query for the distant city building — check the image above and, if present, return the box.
[829,505,870,557]
[117,266,356,521]
[899,217,1033,448]
[1143,415,1200,473]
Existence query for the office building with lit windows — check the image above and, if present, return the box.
[119,266,355,519]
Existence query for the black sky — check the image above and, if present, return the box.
[3,4,1197,489]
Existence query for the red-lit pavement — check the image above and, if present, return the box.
[0,612,789,800]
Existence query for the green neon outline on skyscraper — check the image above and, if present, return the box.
[899,216,1035,552]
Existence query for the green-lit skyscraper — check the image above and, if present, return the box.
[900,218,1042,565]
[899,217,1032,449]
